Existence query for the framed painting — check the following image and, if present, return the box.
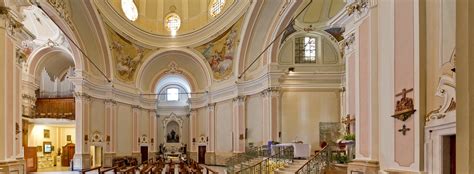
[44,129,50,138]
[67,135,71,141]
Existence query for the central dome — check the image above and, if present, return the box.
[107,0,235,36]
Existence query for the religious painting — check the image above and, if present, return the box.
[195,17,244,80]
[105,25,153,82]
[66,135,71,141]
[43,129,50,138]
[166,121,180,143]
[319,122,342,147]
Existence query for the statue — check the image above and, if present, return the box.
[167,129,179,143]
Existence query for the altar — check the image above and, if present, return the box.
[271,143,311,159]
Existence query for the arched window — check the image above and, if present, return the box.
[121,0,138,21]
[165,13,181,36]
[166,88,179,101]
[295,36,318,63]
[209,0,226,17]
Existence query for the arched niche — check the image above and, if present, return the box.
[162,113,183,144]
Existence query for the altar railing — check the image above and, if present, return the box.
[232,146,294,174]
[225,146,267,173]
[295,145,331,174]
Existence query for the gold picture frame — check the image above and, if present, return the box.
[44,129,50,138]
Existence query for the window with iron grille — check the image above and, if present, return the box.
[295,36,317,64]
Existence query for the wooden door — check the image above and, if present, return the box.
[61,143,75,166]
[141,146,148,164]
[198,146,206,164]
[450,135,456,174]
[24,147,37,172]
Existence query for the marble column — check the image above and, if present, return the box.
[456,0,474,172]
[72,92,91,170]
[232,96,246,152]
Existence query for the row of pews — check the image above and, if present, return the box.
[80,157,218,174]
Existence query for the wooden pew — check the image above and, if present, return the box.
[205,167,218,174]
[100,166,118,174]
[81,166,101,174]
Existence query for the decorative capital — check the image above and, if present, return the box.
[104,99,117,105]
[207,103,216,110]
[73,92,90,100]
[233,95,247,103]
[346,0,368,16]
[341,33,356,54]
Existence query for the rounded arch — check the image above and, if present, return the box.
[136,48,212,92]
[35,2,86,72]
[27,46,76,79]
[151,73,195,95]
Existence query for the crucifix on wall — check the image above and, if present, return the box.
[398,124,410,136]
[342,114,355,134]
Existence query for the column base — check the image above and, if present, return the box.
[103,153,116,167]
[72,154,91,171]
[0,159,25,174]
[347,160,379,174]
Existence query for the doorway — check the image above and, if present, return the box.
[198,146,206,164]
[141,146,148,164]
[442,135,456,174]
[90,146,103,167]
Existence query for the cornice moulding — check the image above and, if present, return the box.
[94,0,250,48]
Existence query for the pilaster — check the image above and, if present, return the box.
[132,105,141,153]
[72,92,91,170]
[232,96,246,152]
[207,103,216,152]
[189,109,197,152]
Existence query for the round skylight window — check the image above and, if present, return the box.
[121,0,138,21]
[165,13,181,36]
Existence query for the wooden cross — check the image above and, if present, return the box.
[342,114,355,134]
[398,124,411,136]
[395,88,414,98]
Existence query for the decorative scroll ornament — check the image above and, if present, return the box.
[426,74,456,122]
[392,88,416,121]
[91,131,104,143]
[346,0,368,16]
[163,61,183,74]
[139,135,148,144]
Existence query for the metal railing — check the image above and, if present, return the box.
[295,145,331,174]
[234,146,294,174]
[225,146,268,173]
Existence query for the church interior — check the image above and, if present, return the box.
[0,0,472,173]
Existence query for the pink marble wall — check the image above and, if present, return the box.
[358,19,370,157]
[394,0,415,167]
[349,54,356,115]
